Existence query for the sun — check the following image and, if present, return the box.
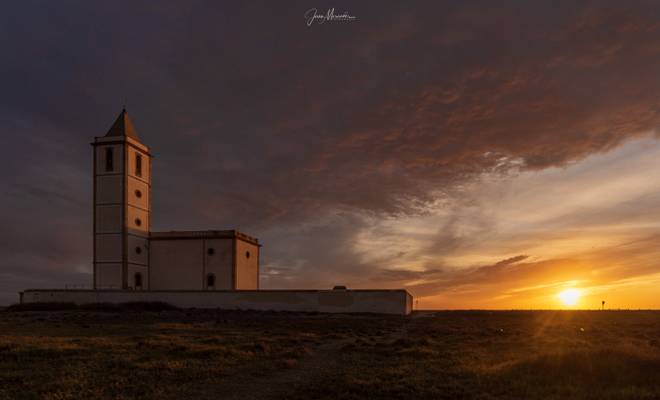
[558,288,581,307]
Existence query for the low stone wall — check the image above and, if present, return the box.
[20,289,413,315]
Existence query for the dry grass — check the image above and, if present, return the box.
[0,308,659,399]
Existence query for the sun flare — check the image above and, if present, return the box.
[558,288,581,307]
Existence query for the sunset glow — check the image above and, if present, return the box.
[558,289,581,307]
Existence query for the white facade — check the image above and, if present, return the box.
[92,110,260,291]
[149,231,260,290]
[21,289,413,315]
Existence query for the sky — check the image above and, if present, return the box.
[1,1,659,308]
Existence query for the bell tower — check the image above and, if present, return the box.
[92,109,151,289]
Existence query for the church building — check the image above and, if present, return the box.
[92,109,260,291]
[19,109,411,315]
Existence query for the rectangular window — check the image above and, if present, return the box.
[105,148,113,171]
[135,153,142,177]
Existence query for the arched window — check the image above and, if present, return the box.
[134,272,143,289]
[105,147,114,171]
[135,153,142,177]
[206,274,215,289]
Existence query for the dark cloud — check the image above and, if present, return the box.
[1,1,660,304]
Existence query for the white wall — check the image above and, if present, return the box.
[95,205,122,233]
[95,264,122,289]
[127,235,149,265]
[126,206,149,235]
[150,239,203,290]
[95,175,123,204]
[95,234,122,262]
[235,239,259,289]
[149,237,259,291]
[204,239,233,290]
[94,139,152,291]
[21,290,413,315]
[126,178,149,210]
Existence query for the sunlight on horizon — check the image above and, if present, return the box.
[558,288,581,307]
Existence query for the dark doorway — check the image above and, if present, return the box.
[134,272,143,290]
[206,274,215,289]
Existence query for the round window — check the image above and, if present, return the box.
[135,246,142,254]
[135,189,142,198]
[245,251,250,259]
[207,248,215,255]
[135,218,142,227]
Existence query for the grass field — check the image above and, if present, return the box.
[1,306,659,399]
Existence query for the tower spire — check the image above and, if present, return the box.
[105,108,140,140]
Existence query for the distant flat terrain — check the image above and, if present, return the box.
[1,307,659,399]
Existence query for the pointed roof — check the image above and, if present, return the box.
[105,108,140,140]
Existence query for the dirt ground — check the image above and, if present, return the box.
[1,306,659,399]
